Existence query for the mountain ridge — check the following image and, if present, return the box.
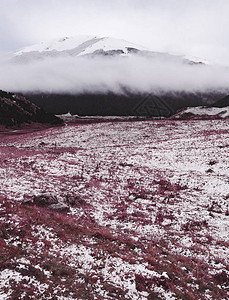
[14,35,204,65]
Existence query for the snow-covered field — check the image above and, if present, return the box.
[0,119,228,299]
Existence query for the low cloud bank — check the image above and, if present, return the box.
[1,55,229,95]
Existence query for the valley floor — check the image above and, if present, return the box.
[0,119,228,299]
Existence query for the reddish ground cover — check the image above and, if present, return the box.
[0,119,228,299]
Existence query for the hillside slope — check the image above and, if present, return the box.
[0,120,228,299]
[0,90,62,127]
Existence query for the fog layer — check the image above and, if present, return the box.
[1,55,229,95]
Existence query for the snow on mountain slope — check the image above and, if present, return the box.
[14,35,148,58]
[78,36,147,55]
[14,35,203,64]
[15,35,97,54]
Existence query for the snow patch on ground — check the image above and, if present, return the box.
[0,119,228,299]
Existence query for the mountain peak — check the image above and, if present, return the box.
[14,35,206,67]
[15,35,148,57]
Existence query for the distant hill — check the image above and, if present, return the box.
[0,90,62,127]
[24,91,225,117]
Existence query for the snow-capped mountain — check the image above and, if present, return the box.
[12,35,225,118]
[14,35,203,64]
[14,35,146,62]
[15,35,147,55]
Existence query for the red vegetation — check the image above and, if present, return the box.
[0,119,228,299]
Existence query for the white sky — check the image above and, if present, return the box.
[0,0,229,65]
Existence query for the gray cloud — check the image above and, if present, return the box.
[1,0,229,65]
[1,55,229,94]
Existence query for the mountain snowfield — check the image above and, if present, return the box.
[15,35,148,55]
[14,34,201,64]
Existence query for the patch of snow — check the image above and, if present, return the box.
[174,106,229,119]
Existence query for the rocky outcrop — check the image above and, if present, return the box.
[212,95,229,108]
[23,193,87,213]
[23,194,69,213]
[170,106,229,120]
[0,90,62,127]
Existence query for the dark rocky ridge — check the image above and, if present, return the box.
[25,91,227,117]
[0,90,62,127]
[212,95,229,108]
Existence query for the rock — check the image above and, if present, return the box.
[22,194,34,205]
[23,194,71,213]
[33,194,58,207]
[65,194,86,207]
[49,202,70,213]
[208,201,222,213]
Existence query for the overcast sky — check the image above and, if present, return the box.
[1,0,229,65]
